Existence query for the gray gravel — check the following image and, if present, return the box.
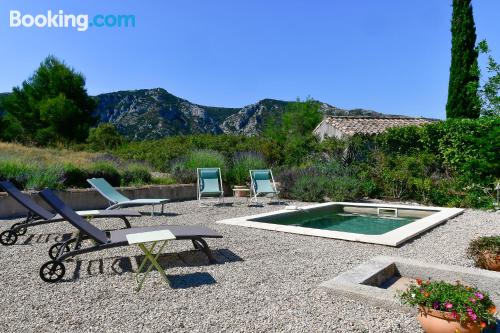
[0,200,499,333]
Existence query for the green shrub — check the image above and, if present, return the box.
[356,167,380,198]
[0,159,65,190]
[86,161,121,186]
[291,173,329,202]
[184,149,227,169]
[61,164,88,188]
[112,134,279,172]
[0,112,24,142]
[279,160,366,202]
[150,176,176,185]
[459,187,495,209]
[435,118,500,182]
[378,118,500,183]
[275,167,303,199]
[0,159,32,188]
[371,152,442,200]
[263,99,323,166]
[25,165,64,190]
[170,149,227,183]
[467,236,500,269]
[228,152,267,185]
[319,135,375,166]
[87,123,124,151]
[122,165,152,186]
[376,125,425,154]
[170,161,197,184]
[325,175,363,201]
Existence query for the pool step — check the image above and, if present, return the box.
[377,207,398,218]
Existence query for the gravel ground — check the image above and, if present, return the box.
[0,200,499,333]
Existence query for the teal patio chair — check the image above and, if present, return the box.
[197,168,224,206]
[249,169,280,205]
[87,178,169,216]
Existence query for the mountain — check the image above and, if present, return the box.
[0,88,390,140]
[93,88,388,140]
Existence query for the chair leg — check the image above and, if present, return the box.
[74,232,84,250]
[192,239,201,250]
[250,194,260,206]
[192,238,216,264]
[121,217,131,228]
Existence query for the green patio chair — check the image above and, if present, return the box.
[197,168,224,206]
[87,178,169,216]
[249,169,280,205]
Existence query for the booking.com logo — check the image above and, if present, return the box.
[9,10,135,32]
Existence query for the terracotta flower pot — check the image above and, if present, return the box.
[479,251,500,272]
[417,307,480,333]
[233,185,248,198]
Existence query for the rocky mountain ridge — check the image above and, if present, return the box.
[93,88,388,139]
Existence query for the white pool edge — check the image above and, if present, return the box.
[216,202,464,246]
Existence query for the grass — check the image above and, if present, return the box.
[0,142,175,190]
[0,142,103,167]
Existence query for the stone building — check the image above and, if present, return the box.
[313,116,436,141]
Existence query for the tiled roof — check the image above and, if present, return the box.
[318,116,436,136]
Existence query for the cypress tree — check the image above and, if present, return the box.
[446,0,481,119]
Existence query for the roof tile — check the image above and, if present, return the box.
[320,116,435,136]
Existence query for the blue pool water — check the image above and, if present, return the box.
[249,209,417,235]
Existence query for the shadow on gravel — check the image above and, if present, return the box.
[213,202,233,208]
[21,232,73,245]
[168,272,216,289]
[267,201,288,206]
[138,212,181,217]
[65,248,243,282]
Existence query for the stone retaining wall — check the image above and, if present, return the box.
[0,184,197,219]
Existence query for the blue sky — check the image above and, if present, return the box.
[0,0,499,119]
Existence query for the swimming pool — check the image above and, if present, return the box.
[217,203,464,246]
[249,209,418,235]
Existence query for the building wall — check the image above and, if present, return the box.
[313,122,346,141]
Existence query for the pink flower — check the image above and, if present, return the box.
[445,302,453,309]
[474,292,484,300]
[469,297,476,304]
[450,311,458,320]
[432,302,440,310]
[467,307,477,321]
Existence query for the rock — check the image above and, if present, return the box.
[92,89,385,140]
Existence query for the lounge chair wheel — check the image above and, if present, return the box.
[11,223,27,235]
[0,230,18,246]
[48,243,71,260]
[40,261,65,283]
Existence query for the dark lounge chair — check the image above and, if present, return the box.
[0,181,142,246]
[38,189,222,283]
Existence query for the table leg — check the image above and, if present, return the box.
[134,240,170,291]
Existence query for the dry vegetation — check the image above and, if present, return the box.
[0,142,174,190]
[0,142,105,167]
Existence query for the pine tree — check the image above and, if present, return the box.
[3,56,96,144]
[446,0,481,119]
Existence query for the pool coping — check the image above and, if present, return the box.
[319,256,500,309]
[216,202,464,246]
